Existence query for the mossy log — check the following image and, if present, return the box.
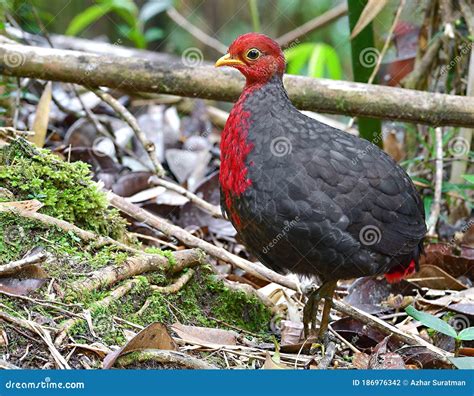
[1,43,474,127]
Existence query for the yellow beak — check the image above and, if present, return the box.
[215,53,245,67]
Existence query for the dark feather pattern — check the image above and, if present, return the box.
[221,76,426,282]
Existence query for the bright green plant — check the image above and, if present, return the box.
[66,0,170,48]
[405,305,474,369]
[285,42,342,80]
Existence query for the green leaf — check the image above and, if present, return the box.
[307,44,342,80]
[458,327,474,341]
[285,43,315,75]
[66,4,112,36]
[449,357,474,369]
[139,0,171,22]
[405,305,457,338]
[144,27,164,42]
[462,174,474,184]
[126,26,146,49]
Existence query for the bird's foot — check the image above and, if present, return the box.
[302,280,338,341]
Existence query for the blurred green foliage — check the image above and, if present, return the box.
[66,0,170,48]
[285,42,342,79]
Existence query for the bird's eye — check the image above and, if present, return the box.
[245,48,261,60]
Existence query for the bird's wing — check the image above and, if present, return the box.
[269,112,426,260]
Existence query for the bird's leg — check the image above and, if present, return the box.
[303,280,338,339]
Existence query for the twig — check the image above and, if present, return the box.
[55,278,140,346]
[348,0,405,129]
[402,35,442,89]
[276,3,348,47]
[70,249,205,294]
[150,269,195,294]
[1,206,140,254]
[149,176,222,218]
[328,324,360,354]
[331,299,452,361]
[107,191,298,290]
[115,349,217,369]
[367,0,405,85]
[459,0,474,37]
[428,127,443,236]
[92,88,165,176]
[0,311,70,369]
[0,290,82,319]
[166,7,227,54]
[0,251,47,276]
[0,359,21,369]
[449,0,473,185]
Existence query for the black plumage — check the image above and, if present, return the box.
[222,76,426,283]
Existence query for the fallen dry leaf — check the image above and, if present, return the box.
[30,81,52,148]
[103,322,177,369]
[263,352,290,369]
[407,264,467,290]
[0,200,44,213]
[171,323,238,349]
[368,336,406,369]
[280,320,303,346]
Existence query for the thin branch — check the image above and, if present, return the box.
[0,205,140,254]
[92,88,165,176]
[55,278,140,346]
[428,127,443,236]
[107,191,297,290]
[69,249,204,294]
[150,269,195,294]
[0,251,47,276]
[402,35,442,89]
[276,3,348,47]
[0,311,70,369]
[115,349,217,369]
[149,176,222,218]
[331,299,452,362]
[166,7,227,54]
[367,0,405,85]
[2,43,474,127]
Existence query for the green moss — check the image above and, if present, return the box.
[0,139,127,239]
[111,267,271,335]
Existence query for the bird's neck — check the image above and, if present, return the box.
[219,76,285,226]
